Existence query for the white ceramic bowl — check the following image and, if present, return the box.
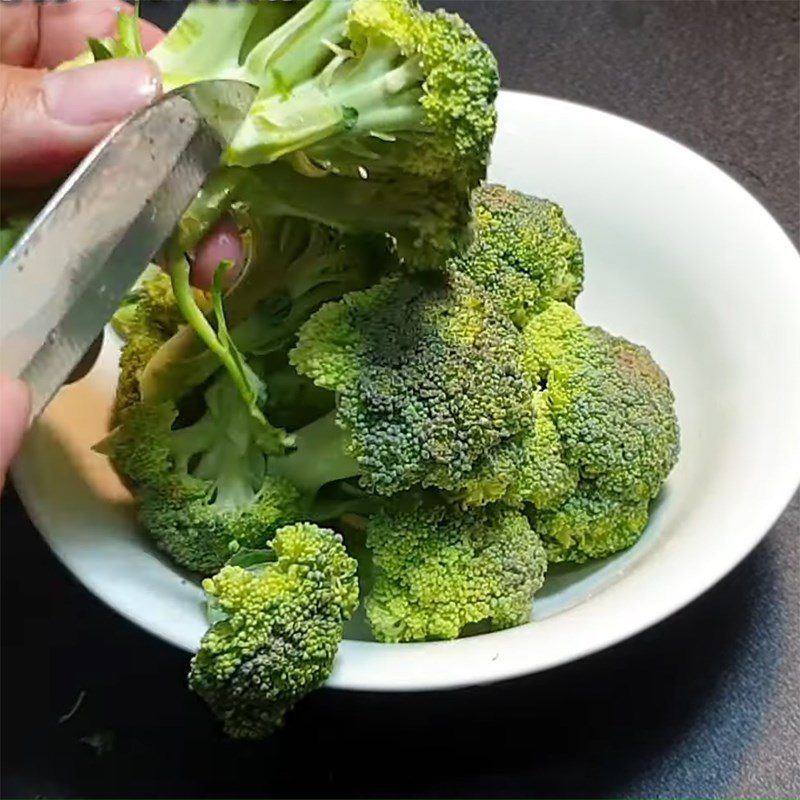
[14,91,800,691]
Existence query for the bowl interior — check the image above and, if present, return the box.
[14,91,800,691]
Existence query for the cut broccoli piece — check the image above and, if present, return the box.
[365,500,547,642]
[448,184,585,326]
[96,371,301,575]
[541,317,680,502]
[189,522,359,738]
[531,483,651,564]
[289,272,537,497]
[520,302,680,561]
[224,0,499,193]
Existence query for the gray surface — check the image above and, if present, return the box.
[1,2,798,799]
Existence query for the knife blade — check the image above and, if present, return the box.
[0,79,257,418]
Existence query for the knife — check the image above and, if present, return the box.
[0,79,257,418]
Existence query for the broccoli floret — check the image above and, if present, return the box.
[532,483,651,563]
[224,0,498,191]
[448,184,584,326]
[365,501,547,642]
[519,302,680,561]
[539,316,679,502]
[189,522,359,738]
[289,272,537,497]
[97,372,302,575]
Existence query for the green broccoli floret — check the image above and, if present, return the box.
[528,306,680,502]
[447,184,585,326]
[189,522,359,738]
[287,271,537,498]
[521,302,680,562]
[365,500,547,642]
[96,372,302,575]
[532,483,651,563]
[223,0,498,192]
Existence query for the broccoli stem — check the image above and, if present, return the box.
[166,241,265,420]
[239,0,350,93]
[268,411,360,498]
[227,45,425,169]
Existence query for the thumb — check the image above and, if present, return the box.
[0,376,31,494]
[0,59,161,188]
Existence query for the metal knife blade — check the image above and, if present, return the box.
[0,79,257,418]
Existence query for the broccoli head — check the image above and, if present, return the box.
[521,302,680,562]
[365,500,547,642]
[289,272,537,497]
[226,0,499,193]
[532,483,651,563]
[97,372,301,575]
[448,184,585,326]
[189,522,359,738]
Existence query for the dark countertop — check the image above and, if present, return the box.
[2,2,798,798]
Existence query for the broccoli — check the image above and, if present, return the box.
[521,302,680,562]
[189,522,359,738]
[287,271,537,498]
[532,483,652,563]
[80,0,499,414]
[215,0,499,189]
[365,500,547,642]
[97,371,302,575]
[110,267,209,419]
[139,215,391,406]
[447,184,585,326]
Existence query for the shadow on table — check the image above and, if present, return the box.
[0,484,787,800]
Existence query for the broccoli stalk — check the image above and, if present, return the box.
[267,411,361,497]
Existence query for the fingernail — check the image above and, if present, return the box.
[43,58,161,126]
